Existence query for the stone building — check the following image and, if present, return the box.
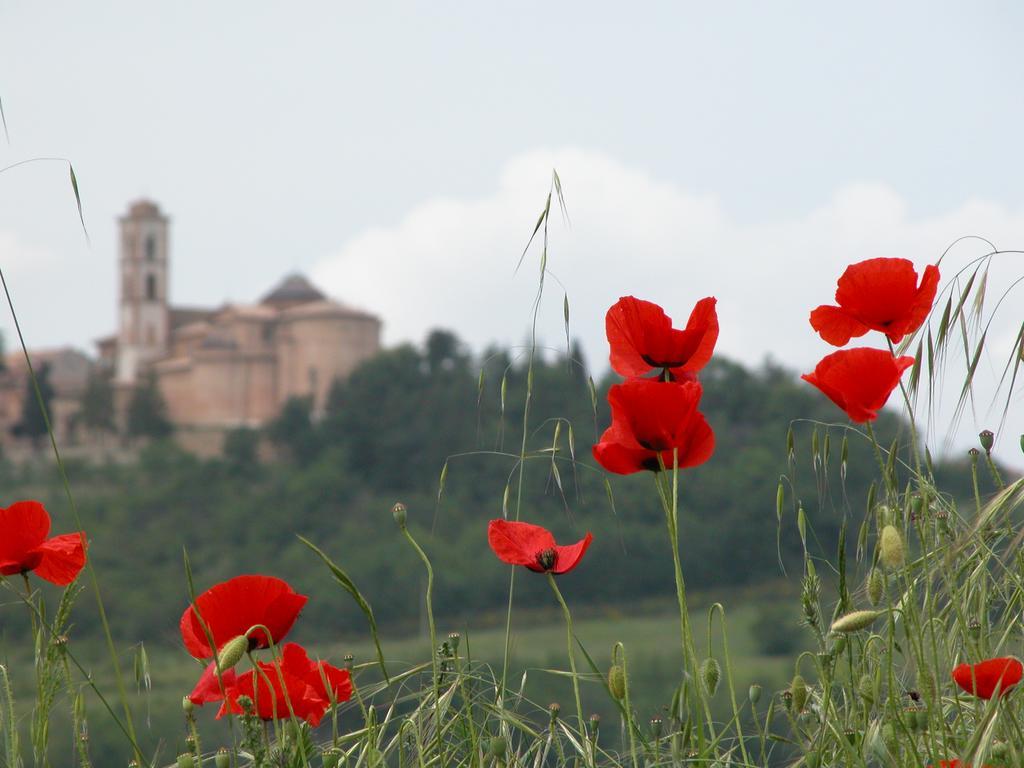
[95,200,382,447]
[0,347,92,445]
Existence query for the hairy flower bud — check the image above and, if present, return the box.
[979,429,994,453]
[214,749,231,768]
[177,755,195,768]
[548,702,560,722]
[880,526,905,570]
[488,736,507,758]
[182,695,195,716]
[748,683,762,705]
[868,569,884,606]
[216,634,250,673]
[607,664,626,700]
[392,502,407,528]
[789,675,808,713]
[830,610,882,634]
[701,658,721,697]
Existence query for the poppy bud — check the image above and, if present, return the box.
[177,755,195,768]
[214,749,231,768]
[587,713,601,739]
[447,632,460,652]
[344,653,354,671]
[832,635,848,656]
[216,634,250,673]
[781,690,793,710]
[185,734,196,749]
[857,673,874,704]
[992,741,1009,760]
[830,610,882,634]
[915,708,928,731]
[182,696,195,715]
[867,569,884,606]
[789,675,808,713]
[700,658,720,697]
[488,736,507,758]
[321,749,341,768]
[880,526,904,570]
[969,447,980,460]
[607,664,626,700]
[548,702,560,722]
[236,695,254,715]
[968,619,981,640]
[979,430,994,453]
[392,502,407,528]
[748,684,762,705]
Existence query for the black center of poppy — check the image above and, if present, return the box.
[536,548,557,571]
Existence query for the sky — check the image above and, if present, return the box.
[1,2,1023,465]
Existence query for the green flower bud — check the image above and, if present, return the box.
[607,664,626,700]
[236,695,254,714]
[968,619,982,640]
[867,569,885,606]
[979,429,994,453]
[915,708,928,732]
[992,741,1009,760]
[392,502,407,528]
[215,634,250,673]
[790,675,808,713]
[857,673,875,704]
[748,683,762,705]
[587,714,601,739]
[904,707,921,732]
[488,736,507,758]
[701,658,721,697]
[182,695,195,715]
[447,632,460,652]
[214,749,231,768]
[880,525,905,570]
[830,610,882,634]
[177,755,195,768]
[650,716,663,739]
[548,702,560,722]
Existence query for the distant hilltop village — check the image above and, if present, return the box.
[0,199,382,455]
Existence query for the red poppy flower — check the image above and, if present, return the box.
[810,258,940,346]
[218,643,352,726]
[606,296,718,378]
[592,378,714,474]
[0,500,86,586]
[188,662,238,706]
[952,657,1023,700]
[180,575,308,660]
[801,348,915,423]
[487,519,592,575]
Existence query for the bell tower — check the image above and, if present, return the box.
[116,200,170,383]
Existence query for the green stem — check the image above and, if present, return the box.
[546,573,588,767]
[401,525,443,762]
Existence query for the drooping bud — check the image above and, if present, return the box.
[214,749,231,768]
[789,675,808,713]
[607,664,626,700]
[867,569,884,606]
[182,695,195,716]
[880,526,905,570]
[857,673,875,704]
[177,754,195,768]
[700,658,721,697]
[488,736,507,758]
[216,634,250,673]
[830,610,882,634]
[979,430,994,453]
[748,683,762,705]
[392,502,407,528]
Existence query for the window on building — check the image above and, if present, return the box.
[145,234,157,261]
[146,274,157,301]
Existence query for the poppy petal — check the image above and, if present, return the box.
[0,500,51,570]
[32,532,87,586]
[802,349,914,423]
[606,296,673,377]
[809,305,871,346]
[952,657,1023,700]
[189,661,238,705]
[551,532,594,574]
[487,519,556,567]
[673,296,719,374]
[181,575,308,659]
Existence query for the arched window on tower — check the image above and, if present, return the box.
[145,235,157,261]
[146,274,157,301]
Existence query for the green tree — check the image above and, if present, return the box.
[127,372,173,440]
[223,426,260,475]
[79,368,116,435]
[13,361,54,447]
[265,396,320,463]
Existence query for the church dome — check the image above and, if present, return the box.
[260,273,327,309]
[127,199,163,218]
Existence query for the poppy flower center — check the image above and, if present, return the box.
[535,548,558,572]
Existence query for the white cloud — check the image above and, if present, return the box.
[314,147,1024,465]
